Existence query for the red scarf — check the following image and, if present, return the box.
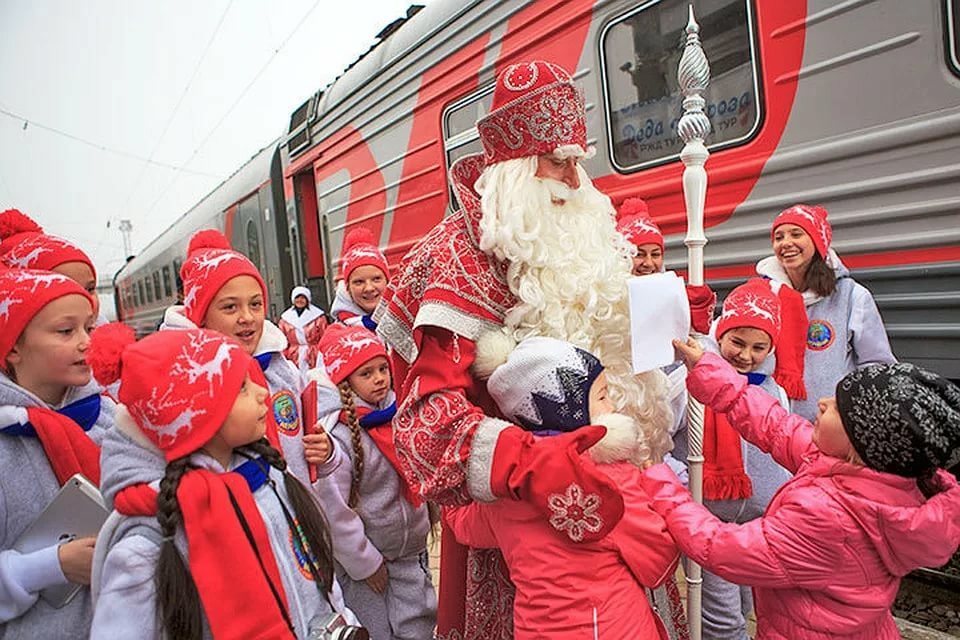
[772,285,808,400]
[26,407,100,486]
[702,406,753,501]
[338,406,422,507]
[115,470,296,640]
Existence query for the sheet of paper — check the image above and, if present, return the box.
[627,271,690,373]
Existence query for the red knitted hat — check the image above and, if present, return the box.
[0,209,97,280]
[477,61,588,166]
[180,230,267,325]
[87,324,256,461]
[339,227,388,283]
[318,323,387,385]
[716,278,781,344]
[718,278,808,400]
[771,204,832,258]
[617,198,663,250]
[0,267,94,370]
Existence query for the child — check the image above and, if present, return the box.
[1,209,102,319]
[756,203,895,419]
[0,267,115,638]
[329,228,389,329]
[160,229,316,481]
[306,323,436,639]
[673,278,793,640]
[643,338,960,640]
[87,325,361,639]
[444,334,679,639]
[279,285,328,373]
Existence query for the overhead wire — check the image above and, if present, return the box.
[0,105,220,178]
[142,0,323,218]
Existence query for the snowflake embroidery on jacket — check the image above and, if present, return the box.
[547,483,603,542]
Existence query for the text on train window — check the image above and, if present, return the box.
[600,0,760,171]
[948,0,960,76]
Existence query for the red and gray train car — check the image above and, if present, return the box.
[115,0,960,382]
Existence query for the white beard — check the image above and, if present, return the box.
[476,157,674,462]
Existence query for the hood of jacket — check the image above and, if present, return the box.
[813,457,960,576]
[329,280,366,321]
[0,369,110,426]
[755,249,850,306]
[98,405,167,506]
[160,304,288,355]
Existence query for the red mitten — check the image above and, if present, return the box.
[490,426,625,543]
[686,283,717,335]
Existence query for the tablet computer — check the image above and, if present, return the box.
[13,474,109,608]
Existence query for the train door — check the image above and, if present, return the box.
[291,170,331,310]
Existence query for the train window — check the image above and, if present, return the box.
[948,0,960,76]
[145,278,153,304]
[442,85,494,164]
[599,0,761,172]
[246,220,262,274]
[152,271,162,301]
[442,84,494,206]
[173,259,184,302]
[137,280,145,307]
[162,265,173,298]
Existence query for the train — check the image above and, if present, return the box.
[114,0,960,381]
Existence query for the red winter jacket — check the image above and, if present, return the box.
[446,455,678,639]
[641,352,960,640]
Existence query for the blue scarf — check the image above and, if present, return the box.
[255,352,273,371]
[1,393,101,437]
[745,372,767,385]
[233,456,271,492]
[358,402,396,429]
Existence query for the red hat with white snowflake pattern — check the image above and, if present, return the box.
[716,278,781,343]
[477,61,588,166]
[616,198,663,251]
[0,209,97,280]
[771,204,832,258]
[180,230,268,326]
[339,227,389,283]
[0,267,94,371]
[87,324,256,461]
[318,323,387,385]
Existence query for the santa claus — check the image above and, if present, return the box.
[375,61,683,639]
[278,285,328,373]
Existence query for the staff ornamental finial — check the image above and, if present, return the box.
[677,5,712,144]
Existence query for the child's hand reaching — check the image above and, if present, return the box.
[672,337,705,370]
[303,426,334,465]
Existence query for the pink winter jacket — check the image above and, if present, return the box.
[640,352,960,640]
[445,458,679,639]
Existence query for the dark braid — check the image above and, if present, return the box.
[337,381,366,509]
[246,439,335,593]
[156,457,203,640]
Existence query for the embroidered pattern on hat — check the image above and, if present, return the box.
[4,243,53,269]
[719,291,779,326]
[132,332,241,443]
[547,482,603,542]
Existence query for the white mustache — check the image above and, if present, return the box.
[540,178,577,202]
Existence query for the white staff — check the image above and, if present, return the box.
[677,6,712,640]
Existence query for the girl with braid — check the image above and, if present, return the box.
[86,324,362,639]
[307,324,436,640]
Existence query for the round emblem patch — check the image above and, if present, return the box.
[807,319,835,351]
[288,521,316,580]
[271,390,300,436]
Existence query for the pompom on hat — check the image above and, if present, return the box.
[318,323,387,385]
[88,324,256,461]
[0,209,97,279]
[339,227,388,283]
[772,204,832,258]
[836,363,960,478]
[180,229,267,325]
[616,198,663,251]
[717,278,808,400]
[477,61,589,167]
[0,266,94,371]
[479,333,604,432]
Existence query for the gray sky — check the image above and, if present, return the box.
[0,0,420,281]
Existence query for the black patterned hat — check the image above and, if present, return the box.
[836,363,960,477]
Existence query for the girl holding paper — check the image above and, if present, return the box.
[0,267,115,638]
